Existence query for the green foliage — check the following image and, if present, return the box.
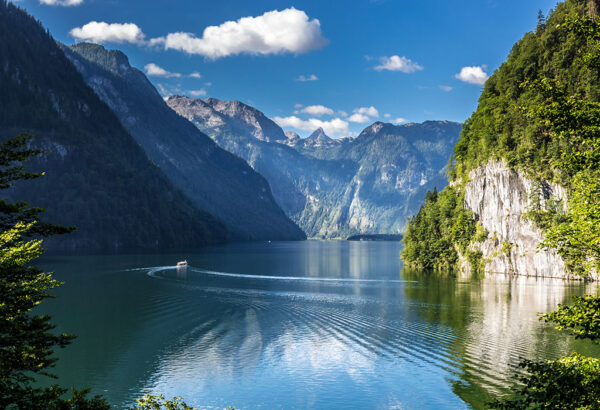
[542,171,600,276]
[406,0,600,279]
[473,223,488,243]
[129,394,196,410]
[542,295,600,343]
[401,186,478,272]
[452,0,600,182]
[501,241,513,257]
[489,353,600,409]
[0,133,110,408]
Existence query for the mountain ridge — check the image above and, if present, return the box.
[167,95,461,238]
[63,42,305,242]
[0,2,228,251]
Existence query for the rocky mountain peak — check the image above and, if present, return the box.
[307,127,331,141]
[357,121,386,138]
[201,97,286,142]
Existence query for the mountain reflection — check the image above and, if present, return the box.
[39,242,599,409]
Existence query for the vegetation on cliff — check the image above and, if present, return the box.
[402,0,600,278]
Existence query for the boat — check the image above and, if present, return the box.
[176,260,187,267]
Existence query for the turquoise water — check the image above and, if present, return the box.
[39,240,599,409]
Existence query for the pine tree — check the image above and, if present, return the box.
[0,134,109,409]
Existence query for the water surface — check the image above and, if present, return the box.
[39,241,599,409]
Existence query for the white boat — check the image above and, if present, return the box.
[176,260,187,267]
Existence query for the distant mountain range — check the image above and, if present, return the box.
[0,1,461,248]
[168,96,461,238]
[62,42,304,242]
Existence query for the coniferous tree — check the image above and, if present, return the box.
[0,134,109,409]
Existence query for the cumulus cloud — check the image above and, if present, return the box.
[353,106,379,118]
[374,55,423,73]
[439,85,453,91]
[348,113,370,123]
[383,113,391,118]
[188,89,207,97]
[295,105,334,116]
[189,72,202,79]
[455,65,489,85]
[392,117,407,124]
[144,63,181,78]
[40,0,83,5]
[273,116,349,138]
[150,8,327,59]
[70,21,146,44]
[296,74,318,82]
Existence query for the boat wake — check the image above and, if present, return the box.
[144,265,415,284]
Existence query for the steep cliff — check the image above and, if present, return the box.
[402,0,600,279]
[457,161,573,278]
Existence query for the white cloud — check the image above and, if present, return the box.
[205,82,213,87]
[40,0,83,5]
[392,117,407,124]
[338,110,348,117]
[189,72,202,79]
[150,8,327,59]
[384,113,391,118]
[294,103,304,109]
[296,74,318,82]
[144,63,181,78]
[295,105,334,116]
[455,66,489,85]
[439,85,453,92]
[188,89,207,97]
[353,106,379,118]
[348,113,370,123]
[70,21,146,44]
[273,116,349,138]
[374,55,423,73]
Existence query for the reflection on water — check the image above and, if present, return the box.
[38,241,599,409]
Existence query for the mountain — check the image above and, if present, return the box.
[301,128,340,149]
[61,43,304,241]
[167,96,461,238]
[401,0,600,279]
[283,131,301,147]
[0,1,227,251]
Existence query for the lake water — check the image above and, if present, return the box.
[39,240,599,409]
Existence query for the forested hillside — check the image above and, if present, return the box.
[402,0,600,278]
[0,1,227,251]
[62,43,305,241]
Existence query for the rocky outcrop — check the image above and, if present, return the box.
[458,161,585,278]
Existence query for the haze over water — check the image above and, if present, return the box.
[40,241,599,409]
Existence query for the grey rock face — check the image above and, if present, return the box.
[167,96,462,239]
[459,161,595,279]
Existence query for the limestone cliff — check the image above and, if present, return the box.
[456,161,575,278]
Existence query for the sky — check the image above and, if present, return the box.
[18,0,558,138]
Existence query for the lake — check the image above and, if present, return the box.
[39,240,599,409]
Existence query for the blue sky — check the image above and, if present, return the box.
[20,0,557,137]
